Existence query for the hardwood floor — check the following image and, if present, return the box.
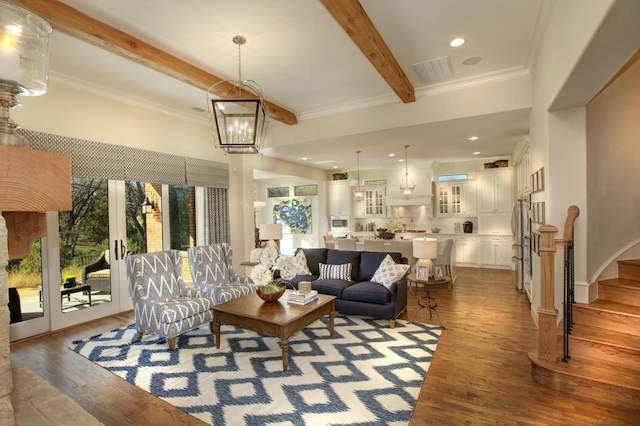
[9,267,640,425]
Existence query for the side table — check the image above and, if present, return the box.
[407,272,450,329]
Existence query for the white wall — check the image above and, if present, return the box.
[254,176,325,256]
[14,80,222,162]
[528,0,618,314]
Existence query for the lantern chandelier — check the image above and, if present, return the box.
[0,0,52,148]
[206,35,269,155]
[400,144,415,200]
[353,150,364,202]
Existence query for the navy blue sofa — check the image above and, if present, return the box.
[288,248,408,328]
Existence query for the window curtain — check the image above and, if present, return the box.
[18,129,231,246]
[204,187,230,244]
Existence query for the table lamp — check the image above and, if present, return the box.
[259,223,283,250]
[413,237,438,278]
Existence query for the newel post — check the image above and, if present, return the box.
[537,224,558,361]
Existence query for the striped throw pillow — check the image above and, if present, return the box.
[319,263,352,281]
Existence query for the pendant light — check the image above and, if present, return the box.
[400,144,415,200]
[354,150,364,202]
[206,35,269,155]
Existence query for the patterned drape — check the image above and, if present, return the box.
[204,187,230,244]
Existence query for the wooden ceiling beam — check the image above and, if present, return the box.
[320,0,415,103]
[9,0,298,125]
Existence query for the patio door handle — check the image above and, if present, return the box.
[119,240,126,259]
[114,239,119,261]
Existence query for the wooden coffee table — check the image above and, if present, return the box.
[212,289,336,371]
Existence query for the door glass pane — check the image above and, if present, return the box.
[59,178,111,312]
[8,240,44,323]
[169,184,195,280]
[126,181,162,254]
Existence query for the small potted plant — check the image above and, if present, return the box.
[63,275,77,288]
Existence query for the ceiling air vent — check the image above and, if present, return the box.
[413,56,453,83]
[191,106,206,113]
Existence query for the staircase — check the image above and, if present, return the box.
[529,259,640,410]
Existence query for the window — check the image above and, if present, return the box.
[437,174,468,181]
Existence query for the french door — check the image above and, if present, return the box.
[9,179,164,339]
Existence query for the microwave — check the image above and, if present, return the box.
[330,215,350,231]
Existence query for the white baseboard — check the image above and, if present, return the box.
[574,280,596,304]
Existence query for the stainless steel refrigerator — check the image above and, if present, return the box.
[512,194,531,296]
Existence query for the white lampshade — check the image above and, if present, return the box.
[259,223,283,241]
[413,237,438,259]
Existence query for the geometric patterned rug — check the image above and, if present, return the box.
[70,314,441,425]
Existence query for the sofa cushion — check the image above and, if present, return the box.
[300,248,328,275]
[326,249,361,281]
[359,251,403,282]
[319,263,353,281]
[342,281,391,305]
[311,278,353,298]
[371,254,409,289]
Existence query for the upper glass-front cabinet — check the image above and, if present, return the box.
[364,186,385,216]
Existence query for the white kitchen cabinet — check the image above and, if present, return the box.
[355,186,385,217]
[436,180,476,216]
[453,235,478,265]
[477,169,513,214]
[478,214,511,235]
[479,236,514,268]
[328,180,352,216]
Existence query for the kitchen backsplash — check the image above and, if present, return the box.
[353,205,482,234]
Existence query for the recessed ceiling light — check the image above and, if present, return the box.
[473,151,480,155]
[469,136,479,141]
[301,157,308,160]
[450,38,465,47]
[332,165,338,169]
[399,159,405,162]
[462,56,483,66]
[388,153,396,157]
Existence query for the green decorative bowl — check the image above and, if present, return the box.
[256,281,286,302]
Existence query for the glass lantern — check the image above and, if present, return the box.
[0,1,52,147]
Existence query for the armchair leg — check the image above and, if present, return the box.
[168,337,177,350]
[137,331,143,340]
[390,319,396,329]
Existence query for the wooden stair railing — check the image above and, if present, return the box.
[535,205,580,362]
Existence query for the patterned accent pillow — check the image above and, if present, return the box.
[275,256,297,281]
[319,263,352,281]
[294,250,312,275]
[371,254,410,289]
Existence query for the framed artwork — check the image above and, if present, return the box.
[294,184,318,196]
[532,231,541,255]
[537,168,544,191]
[433,264,445,280]
[531,168,545,193]
[416,265,430,280]
[267,186,290,198]
[273,197,312,234]
[532,201,545,224]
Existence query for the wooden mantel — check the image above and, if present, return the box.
[0,145,72,259]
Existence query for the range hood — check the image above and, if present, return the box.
[384,195,432,206]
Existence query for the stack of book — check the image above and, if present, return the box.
[287,290,318,306]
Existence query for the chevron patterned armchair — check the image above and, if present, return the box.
[125,250,216,350]
[188,243,258,304]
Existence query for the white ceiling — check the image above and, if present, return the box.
[48,0,551,172]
